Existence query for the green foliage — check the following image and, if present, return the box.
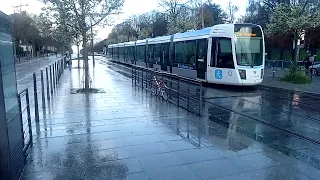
[266,2,320,62]
[280,65,312,84]
[10,11,72,55]
[266,2,320,39]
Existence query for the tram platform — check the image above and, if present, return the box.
[261,68,320,94]
[21,58,319,180]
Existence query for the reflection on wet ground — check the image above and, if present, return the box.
[22,58,319,180]
[102,58,320,170]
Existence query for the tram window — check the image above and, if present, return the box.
[129,46,133,60]
[162,43,170,64]
[126,47,130,60]
[174,41,185,64]
[154,44,161,64]
[119,47,122,59]
[217,38,234,69]
[210,38,217,67]
[148,45,153,64]
[198,39,207,63]
[185,40,196,65]
[131,46,135,60]
[127,47,130,60]
[136,45,145,62]
[113,47,118,58]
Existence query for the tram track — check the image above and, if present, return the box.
[101,58,320,146]
[103,58,320,123]
[204,100,320,145]
[204,88,320,123]
[256,86,320,107]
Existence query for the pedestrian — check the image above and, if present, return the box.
[304,53,315,74]
[65,52,70,67]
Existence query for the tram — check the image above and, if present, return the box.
[107,23,265,86]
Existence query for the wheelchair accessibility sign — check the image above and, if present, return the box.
[215,69,222,79]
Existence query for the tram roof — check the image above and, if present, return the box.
[148,35,172,44]
[173,27,213,42]
[108,23,262,47]
[125,41,136,46]
[136,39,147,46]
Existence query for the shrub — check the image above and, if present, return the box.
[280,65,312,84]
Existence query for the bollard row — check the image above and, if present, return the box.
[15,56,68,162]
[32,57,68,121]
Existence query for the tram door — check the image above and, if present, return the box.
[196,39,208,79]
[160,43,169,71]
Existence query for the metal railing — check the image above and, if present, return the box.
[131,65,203,116]
[266,60,320,69]
[18,89,32,155]
[14,56,68,160]
[265,60,318,79]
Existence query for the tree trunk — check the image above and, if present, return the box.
[292,39,298,63]
[201,7,205,29]
[82,30,90,90]
[77,45,80,68]
[91,23,95,67]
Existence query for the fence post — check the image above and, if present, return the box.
[187,83,190,110]
[50,65,53,94]
[138,69,140,84]
[273,65,275,78]
[17,93,25,156]
[60,59,62,74]
[199,82,203,116]
[281,60,284,69]
[168,76,172,99]
[64,56,66,69]
[310,63,313,80]
[142,71,144,88]
[52,63,56,89]
[135,68,137,85]
[177,78,180,106]
[57,61,59,81]
[46,67,50,100]
[132,66,133,84]
[33,73,39,122]
[25,89,33,142]
[40,69,45,109]
[146,71,148,89]
[58,60,61,80]
[54,62,59,84]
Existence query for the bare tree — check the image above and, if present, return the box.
[158,0,183,28]
[42,0,124,90]
[226,0,239,23]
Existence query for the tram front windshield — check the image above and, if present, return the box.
[235,25,264,67]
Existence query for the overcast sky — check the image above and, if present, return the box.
[0,0,247,39]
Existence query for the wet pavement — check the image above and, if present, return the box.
[21,57,320,180]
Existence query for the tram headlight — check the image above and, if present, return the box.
[261,69,264,79]
[239,69,246,80]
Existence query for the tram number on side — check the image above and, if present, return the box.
[215,69,222,80]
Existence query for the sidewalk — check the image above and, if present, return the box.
[261,68,320,94]
[21,60,318,180]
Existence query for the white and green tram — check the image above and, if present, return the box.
[108,23,265,86]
